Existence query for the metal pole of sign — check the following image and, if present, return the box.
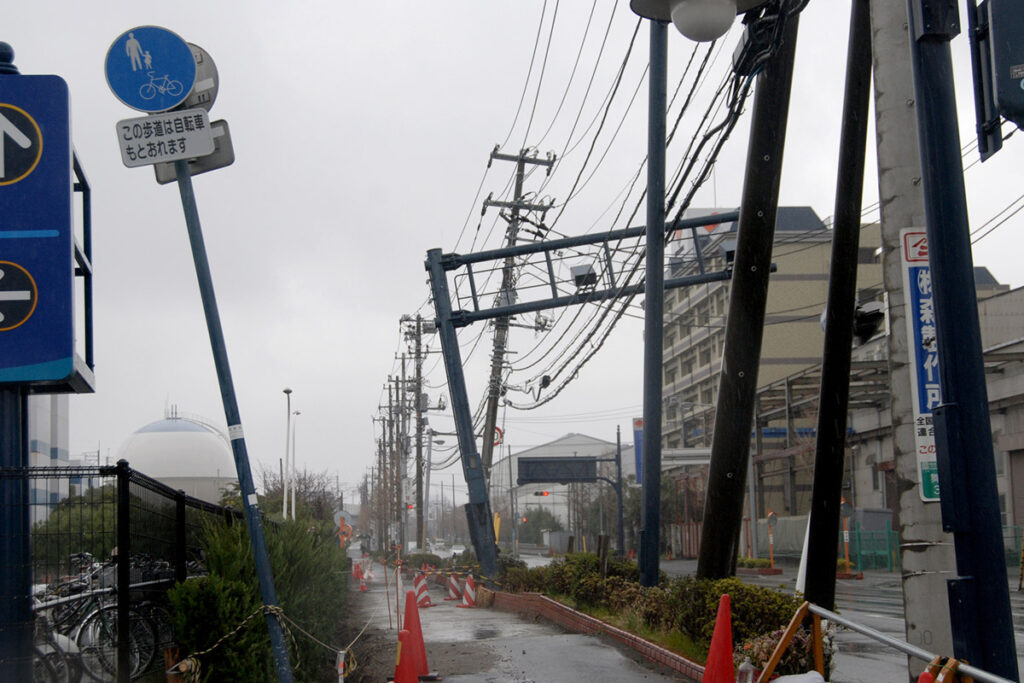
[173,160,293,682]
[905,2,1018,677]
[0,386,31,681]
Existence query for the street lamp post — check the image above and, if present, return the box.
[629,0,771,587]
[283,388,292,519]
[291,410,300,520]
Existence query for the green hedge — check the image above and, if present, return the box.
[168,520,349,682]
[501,553,816,672]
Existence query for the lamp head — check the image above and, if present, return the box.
[630,0,767,42]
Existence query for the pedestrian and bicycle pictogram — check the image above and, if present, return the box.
[105,26,195,113]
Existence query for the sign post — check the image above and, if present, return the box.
[105,27,292,682]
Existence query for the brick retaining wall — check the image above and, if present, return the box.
[489,591,704,681]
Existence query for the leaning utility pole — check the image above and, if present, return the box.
[868,0,955,668]
[698,9,801,580]
[479,147,555,477]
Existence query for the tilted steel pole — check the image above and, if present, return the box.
[425,248,500,585]
[174,160,293,681]
[697,11,800,580]
[905,2,1018,678]
[803,0,872,611]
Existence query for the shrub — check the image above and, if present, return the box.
[736,556,772,569]
[168,519,349,682]
[734,626,834,676]
[403,552,444,570]
[168,574,268,681]
[503,565,547,593]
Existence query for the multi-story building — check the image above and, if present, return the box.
[661,207,884,449]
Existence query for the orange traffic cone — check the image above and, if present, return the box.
[402,589,438,680]
[457,573,476,608]
[703,594,733,683]
[393,629,417,683]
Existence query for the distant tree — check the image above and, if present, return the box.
[518,507,563,545]
[257,466,340,524]
[33,485,118,574]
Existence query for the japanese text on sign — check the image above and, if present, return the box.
[901,229,940,501]
[116,108,214,168]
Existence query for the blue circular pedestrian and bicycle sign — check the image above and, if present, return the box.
[105,26,196,113]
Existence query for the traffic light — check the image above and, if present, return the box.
[533,491,550,497]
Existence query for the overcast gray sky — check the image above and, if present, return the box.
[4,1,1021,500]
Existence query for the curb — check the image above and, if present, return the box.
[486,590,704,682]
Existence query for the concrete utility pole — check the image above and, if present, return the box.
[479,148,555,478]
[410,316,426,548]
[388,381,398,548]
[400,355,408,549]
[868,0,955,670]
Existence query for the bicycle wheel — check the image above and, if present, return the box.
[76,605,156,681]
[33,644,68,683]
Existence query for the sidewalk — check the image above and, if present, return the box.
[347,573,691,682]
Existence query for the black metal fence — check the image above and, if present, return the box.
[1,459,243,681]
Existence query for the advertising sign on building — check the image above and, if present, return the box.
[901,229,940,502]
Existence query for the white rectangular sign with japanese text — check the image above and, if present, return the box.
[116,108,215,168]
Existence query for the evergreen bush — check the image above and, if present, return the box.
[168,519,349,682]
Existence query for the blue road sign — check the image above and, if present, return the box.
[0,74,74,383]
[105,26,196,112]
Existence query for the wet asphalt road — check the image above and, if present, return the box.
[349,549,1024,681]
[349,561,687,682]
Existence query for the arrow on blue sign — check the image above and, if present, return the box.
[0,112,31,178]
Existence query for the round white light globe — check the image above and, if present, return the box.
[670,0,738,42]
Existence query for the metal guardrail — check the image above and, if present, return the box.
[806,603,1015,683]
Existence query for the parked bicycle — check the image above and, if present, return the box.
[32,552,165,681]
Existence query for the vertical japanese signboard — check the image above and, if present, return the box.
[901,229,940,501]
[632,417,643,481]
